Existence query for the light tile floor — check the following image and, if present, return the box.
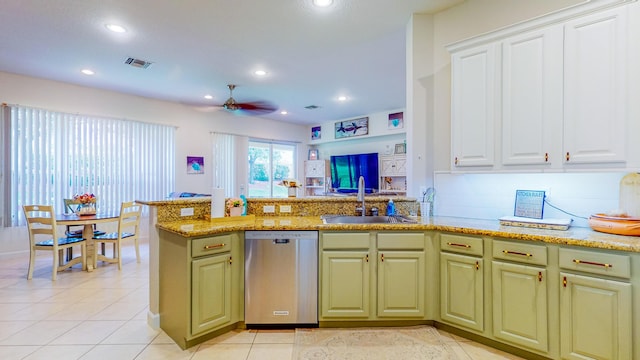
[0,237,524,360]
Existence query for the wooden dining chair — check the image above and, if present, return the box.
[92,201,142,270]
[23,205,87,281]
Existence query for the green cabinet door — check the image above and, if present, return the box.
[492,261,548,353]
[560,272,632,360]
[191,252,232,335]
[440,252,484,332]
[377,251,425,317]
[321,250,370,318]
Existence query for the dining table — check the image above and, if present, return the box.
[56,212,120,271]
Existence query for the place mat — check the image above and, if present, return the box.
[293,325,459,360]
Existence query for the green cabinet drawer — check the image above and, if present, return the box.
[322,232,370,249]
[440,233,483,256]
[492,239,547,266]
[192,234,233,258]
[377,233,425,250]
[559,247,630,279]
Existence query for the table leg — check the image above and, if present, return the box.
[83,224,94,272]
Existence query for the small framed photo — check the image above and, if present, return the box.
[311,126,321,140]
[388,112,404,129]
[308,149,319,160]
[394,143,406,154]
[187,156,204,174]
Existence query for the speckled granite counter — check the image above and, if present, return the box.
[157,215,640,253]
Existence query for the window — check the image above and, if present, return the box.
[248,140,296,198]
[5,105,175,226]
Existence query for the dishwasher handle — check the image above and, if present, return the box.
[273,238,290,244]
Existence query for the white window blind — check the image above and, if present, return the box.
[7,105,175,226]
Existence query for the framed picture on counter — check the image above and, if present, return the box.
[394,143,406,154]
[308,149,318,160]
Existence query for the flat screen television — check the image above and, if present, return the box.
[330,152,379,194]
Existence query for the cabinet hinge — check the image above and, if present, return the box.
[563,276,567,287]
[538,271,542,282]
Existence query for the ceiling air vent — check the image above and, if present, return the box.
[305,105,320,110]
[124,57,153,69]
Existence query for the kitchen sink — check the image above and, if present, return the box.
[321,215,417,224]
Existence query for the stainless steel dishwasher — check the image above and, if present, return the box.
[244,230,318,326]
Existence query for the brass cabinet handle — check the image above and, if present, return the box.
[538,271,543,282]
[204,243,225,250]
[381,253,384,262]
[447,242,471,249]
[454,157,459,165]
[566,152,570,161]
[573,259,612,268]
[544,153,549,162]
[502,250,532,257]
[229,256,233,265]
[563,276,567,287]
[365,254,369,263]
[475,261,479,270]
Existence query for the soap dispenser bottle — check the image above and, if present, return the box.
[386,199,395,216]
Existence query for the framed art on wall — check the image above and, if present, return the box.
[335,117,368,139]
[388,112,404,129]
[187,156,204,174]
[311,126,321,140]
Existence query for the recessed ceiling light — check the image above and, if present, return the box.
[280,110,288,115]
[254,70,267,76]
[338,96,347,101]
[204,94,213,100]
[105,23,127,33]
[81,69,95,75]
[313,0,333,7]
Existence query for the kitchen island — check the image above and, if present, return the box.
[147,197,640,359]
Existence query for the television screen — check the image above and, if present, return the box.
[330,153,379,193]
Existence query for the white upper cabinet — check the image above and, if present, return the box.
[449,0,633,172]
[501,26,563,167]
[563,6,627,165]
[451,43,497,168]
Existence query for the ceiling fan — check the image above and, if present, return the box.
[219,84,277,115]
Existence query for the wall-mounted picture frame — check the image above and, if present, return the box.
[308,149,318,160]
[311,126,321,140]
[335,117,368,139]
[388,112,404,129]
[394,143,406,154]
[187,156,204,174]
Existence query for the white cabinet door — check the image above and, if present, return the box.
[501,26,563,166]
[305,160,326,177]
[563,6,627,165]
[451,43,497,168]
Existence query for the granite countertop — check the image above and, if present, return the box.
[156,215,640,253]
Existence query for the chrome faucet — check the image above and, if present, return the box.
[357,176,365,216]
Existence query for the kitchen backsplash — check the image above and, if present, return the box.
[434,172,627,228]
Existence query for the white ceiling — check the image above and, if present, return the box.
[0,0,461,125]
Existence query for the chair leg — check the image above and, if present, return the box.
[27,248,35,280]
[81,242,87,271]
[117,241,122,270]
[134,238,140,263]
[93,241,99,269]
[66,247,73,262]
[52,249,59,281]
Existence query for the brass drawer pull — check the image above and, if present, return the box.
[502,250,532,257]
[447,242,471,249]
[573,259,612,268]
[204,243,226,250]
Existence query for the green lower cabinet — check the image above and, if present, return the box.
[191,253,232,335]
[377,251,425,318]
[440,252,484,332]
[492,261,548,353]
[321,250,370,318]
[560,272,632,360]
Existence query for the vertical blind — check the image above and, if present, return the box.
[6,105,175,226]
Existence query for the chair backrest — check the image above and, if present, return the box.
[63,198,80,214]
[23,205,59,248]
[118,201,142,236]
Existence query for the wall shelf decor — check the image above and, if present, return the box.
[335,117,368,139]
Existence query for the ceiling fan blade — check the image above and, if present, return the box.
[235,101,278,114]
